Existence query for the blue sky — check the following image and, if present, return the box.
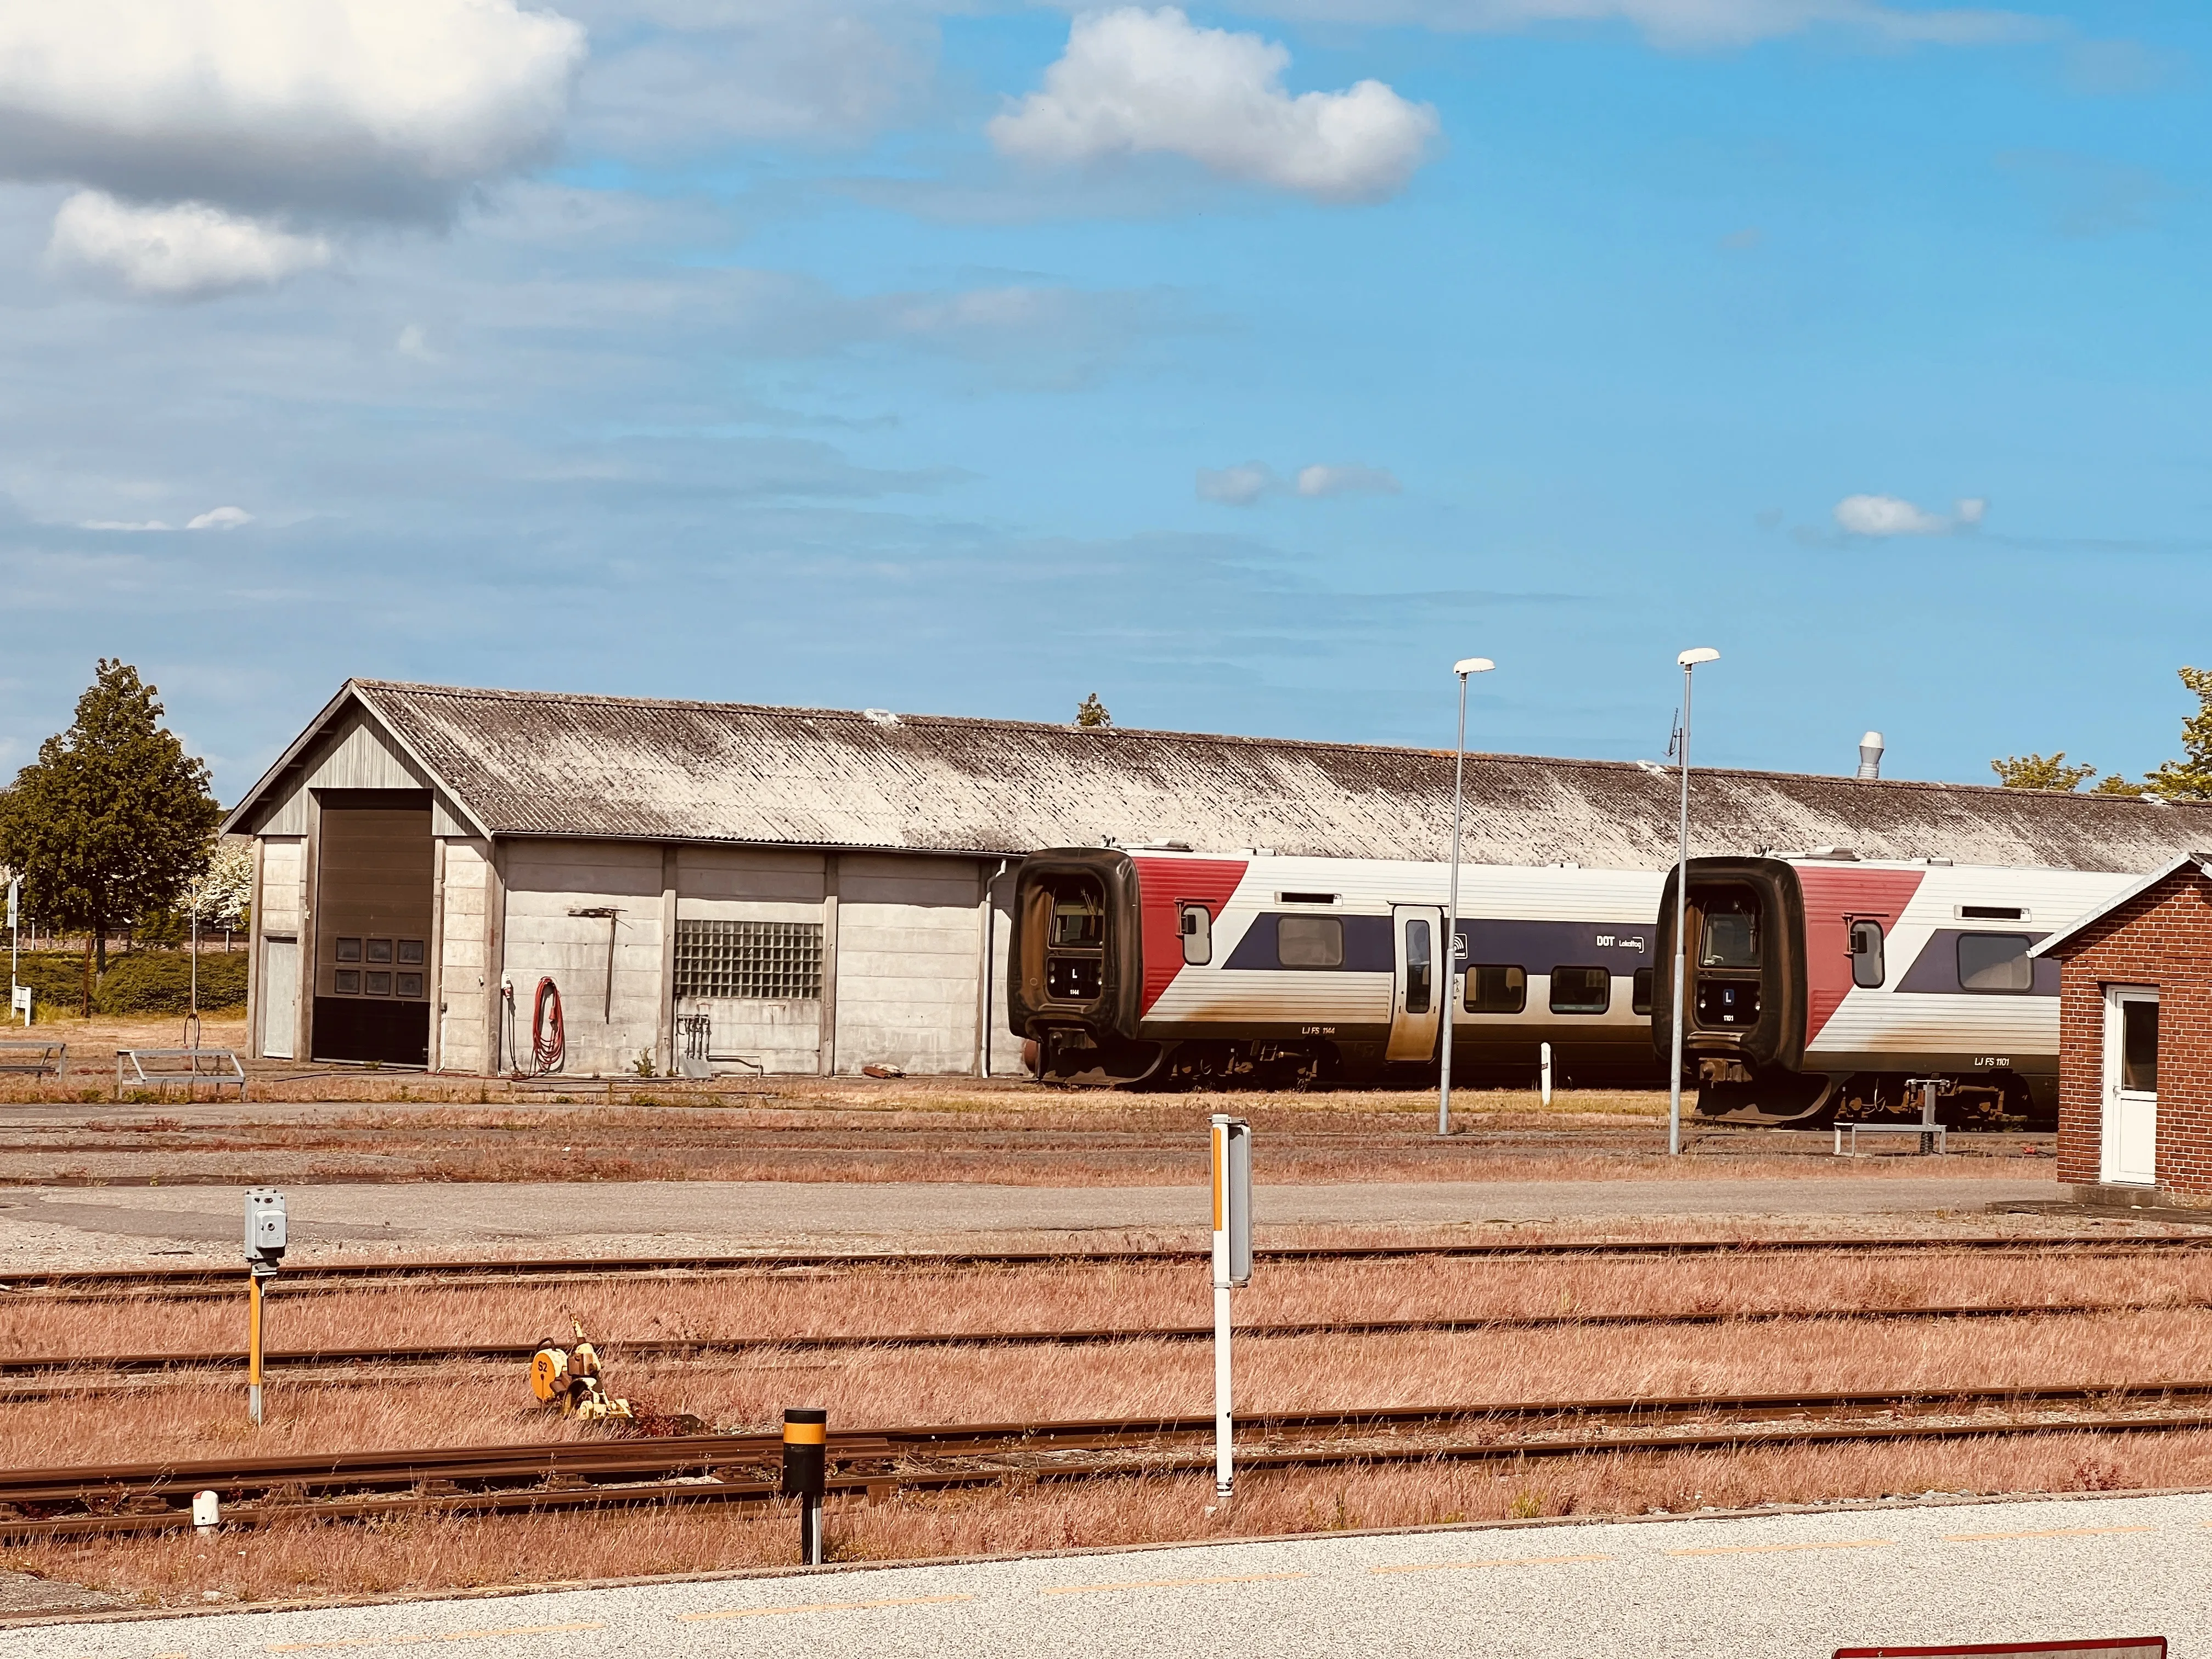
[2,0,2208,801]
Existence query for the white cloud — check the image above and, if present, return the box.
[188,506,254,530]
[1833,493,1988,536]
[1198,461,1276,504]
[397,324,441,362]
[47,192,333,298]
[1242,0,2048,52]
[1295,462,1399,497]
[81,518,174,532]
[990,8,1440,204]
[1201,460,1401,503]
[0,0,585,223]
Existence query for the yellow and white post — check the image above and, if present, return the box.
[244,1189,286,1428]
[1209,1114,1252,1503]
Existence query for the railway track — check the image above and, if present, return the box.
[10,1381,2212,1539]
[4,1299,2199,1386]
[10,1233,2211,1299]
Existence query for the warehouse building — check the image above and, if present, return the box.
[222,680,2212,1079]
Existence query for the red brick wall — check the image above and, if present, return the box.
[2054,872,2212,1190]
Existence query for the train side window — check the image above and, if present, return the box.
[1632,966,1653,1015]
[1466,964,1525,1014]
[1403,918,1432,1013]
[1179,902,1212,966]
[1550,966,1611,1014]
[1957,933,2033,992]
[1849,920,1886,989]
[1277,915,1344,968]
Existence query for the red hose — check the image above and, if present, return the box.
[531,977,565,1075]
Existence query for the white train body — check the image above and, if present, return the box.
[1663,854,2140,1122]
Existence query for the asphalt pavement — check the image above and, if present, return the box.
[10,1489,2207,1656]
[0,1175,2059,1265]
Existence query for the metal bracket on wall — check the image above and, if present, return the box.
[567,908,623,1022]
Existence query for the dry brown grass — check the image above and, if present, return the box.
[7,1429,2209,1611]
[14,1251,2212,1361]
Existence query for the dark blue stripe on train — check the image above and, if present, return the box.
[1222,915,1654,973]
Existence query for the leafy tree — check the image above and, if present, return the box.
[2142,667,2212,800]
[0,661,222,1008]
[1991,752,2099,791]
[1075,692,1112,729]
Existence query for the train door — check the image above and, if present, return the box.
[1387,904,1444,1063]
[2101,986,2158,1186]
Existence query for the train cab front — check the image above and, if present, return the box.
[1654,857,1829,1122]
[1008,850,1161,1085]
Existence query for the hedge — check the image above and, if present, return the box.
[2,949,249,1018]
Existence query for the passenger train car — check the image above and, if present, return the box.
[1656,854,2141,1126]
[1009,847,1667,1087]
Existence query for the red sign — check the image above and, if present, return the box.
[1836,1643,2165,1658]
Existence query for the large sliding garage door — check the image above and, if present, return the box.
[313,792,433,1066]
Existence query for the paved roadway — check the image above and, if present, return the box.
[0,1176,2057,1265]
[9,1491,2206,1656]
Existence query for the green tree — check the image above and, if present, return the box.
[1075,692,1112,729]
[0,661,222,1008]
[1991,752,2100,791]
[2142,667,2212,800]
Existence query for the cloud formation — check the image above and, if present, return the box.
[1199,461,1401,503]
[991,8,1440,204]
[0,0,584,224]
[1833,493,1987,536]
[1246,0,2047,52]
[47,193,333,298]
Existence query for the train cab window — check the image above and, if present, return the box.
[1278,915,1344,968]
[1403,918,1432,1014]
[1466,964,1525,1014]
[1849,920,1886,989]
[1052,888,1104,947]
[1179,902,1212,966]
[1957,933,2033,993]
[1632,966,1653,1015]
[1698,899,1760,968]
[1550,966,1610,1014]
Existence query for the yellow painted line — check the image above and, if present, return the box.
[1944,1526,2155,1542]
[681,1594,973,1623]
[266,1623,604,1651]
[1041,1571,1309,1596]
[1666,1538,1892,1557]
[1372,1552,1612,1575]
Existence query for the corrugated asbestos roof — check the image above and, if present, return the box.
[231,679,2212,874]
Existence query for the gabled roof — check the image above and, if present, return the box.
[224,679,2212,871]
[2030,851,2212,957]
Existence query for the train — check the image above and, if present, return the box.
[1007,844,2140,1126]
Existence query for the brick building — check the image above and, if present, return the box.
[2035,852,2212,1197]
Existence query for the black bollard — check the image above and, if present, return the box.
[783,1407,828,1565]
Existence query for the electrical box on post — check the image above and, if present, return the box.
[1210,1115,1251,1288]
[244,1188,286,1275]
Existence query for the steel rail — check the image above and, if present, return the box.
[13,1381,2212,1539]
[4,1299,2199,1384]
[8,1233,2209,1299]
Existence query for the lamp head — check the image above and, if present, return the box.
[1453,657,1495,677]
[1677,647,1720,668]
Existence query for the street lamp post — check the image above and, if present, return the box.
[1438,657,1494,1137]
[1668,647,1720,1157]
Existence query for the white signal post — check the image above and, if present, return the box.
[1668,647,1720,1158]
[1209,1114,1252,1502]
[1437,657,1494,1137]
[6,876,19,1026]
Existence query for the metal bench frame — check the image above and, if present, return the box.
[1832,1076,1949,1156]
[116,1048,247,1099]
[0,1040,65,1077]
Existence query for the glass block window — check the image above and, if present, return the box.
[675,919,824,1001]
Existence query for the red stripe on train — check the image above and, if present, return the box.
[1794,864,1927,1043]
[1133,857,1250,1015]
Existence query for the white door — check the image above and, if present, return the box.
[1387,905,1444,1063]
[2101,985,2158,1186]
[262,937,300,1060]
